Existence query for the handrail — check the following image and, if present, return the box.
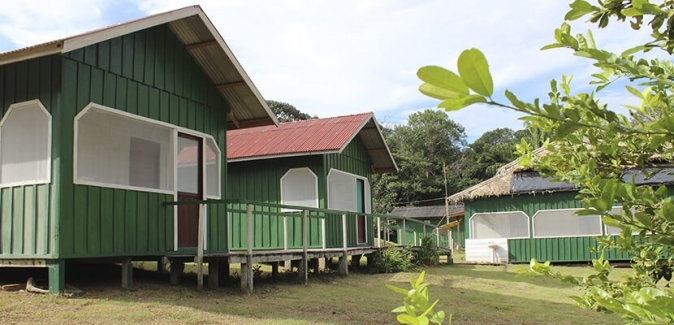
[163,197,438,228]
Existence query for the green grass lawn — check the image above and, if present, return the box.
[0,262,629,325]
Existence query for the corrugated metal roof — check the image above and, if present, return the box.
[0,6,277,129]
[390,205,464,219]
[227,112,398,174]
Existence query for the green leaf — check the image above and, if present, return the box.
[504,89,526,110]
[387,284,411,295]
[555,121,581,138]
[622,7,643,17]
[397,314,418,325]
[419,83,464,100]
[417,66,469,96]
[625,85,644,99]
[457,48,494,97]
[621,45,648,56]
[565,0,597,21]
[541,43,565,51]
[438,95,486,111]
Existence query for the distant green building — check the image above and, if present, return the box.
[227,113,398,249]
[447,151,673,263]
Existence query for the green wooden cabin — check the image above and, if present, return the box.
[389,205,463,247]
[226,113,398,250]
[447,156,674,263]
[0,6,278,294]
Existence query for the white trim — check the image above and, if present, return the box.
[204,136,222,199]
[280,167,319,212]
[469,211,530,240]
[0,99,52,188]
[531,208,603,239]
[173,129,179,251]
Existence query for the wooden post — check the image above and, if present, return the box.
[339,213,348,276]
[321,218,326,249]
[197,203,204,291]
[208,260,219,289]
[242,203,254,294]
[283,215,288,250]
[271,261,279,279]
[376,217,381,247]
[300,210,308,284]
[157,257,167,273]
[402,219,406,246]
[121,258,133,289]
[47,259,65,295]
[218,261,230,283]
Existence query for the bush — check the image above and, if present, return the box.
[371,246,418,273]
[413,236,440,266]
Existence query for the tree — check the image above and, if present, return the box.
[456,128,523,185]
[266,100,315,122]
[371,109,466,213]
[417,1,674,323]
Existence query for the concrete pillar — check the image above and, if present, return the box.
[366,253,375,268]
[170,261,184,285]
[47,259,65,295]
[241,261,253,294]
[157,257,167,273]
[283,260,292,272]
[311,258,320,274]
[298,258,308,284]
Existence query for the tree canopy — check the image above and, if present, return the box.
[418,0,674,323]
[266,100,315,122]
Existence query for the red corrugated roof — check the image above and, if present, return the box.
[227,112,372,160]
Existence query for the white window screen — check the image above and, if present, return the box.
[327,169,356,212]
[177,136,199,194]
[471,211,529,239]
[281,168,318,208]
[605,206,639,235]
[533,209,602,238]
[75,105,174,192]
[0,100,51,186]
[205,137,220,198]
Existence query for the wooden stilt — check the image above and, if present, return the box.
[157,257,167,273]
[121,258,133,289]
[208,260,219,289]
[241,260,253,294]
[338,254,348,276]
[47,259,65,295]
[170,261,184,285]
[219,261,230,282]
[271,262,279,279]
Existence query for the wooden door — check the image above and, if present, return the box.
[177,133,202,248]
[356,179,366,244]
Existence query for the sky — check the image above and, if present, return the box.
[0,1,654,142]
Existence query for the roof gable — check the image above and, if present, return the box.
[0,6,277,129]
[227,112,398,173]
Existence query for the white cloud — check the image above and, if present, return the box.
[0,0,656,143]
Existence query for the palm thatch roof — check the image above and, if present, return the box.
[446,147,548,204]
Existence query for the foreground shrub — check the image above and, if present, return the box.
[371,246,417,273]
[414,236,440,266]
[387,271,452,325]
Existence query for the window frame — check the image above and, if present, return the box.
[532,208,603,239]
[469,211,530,240]
[280,167,319,212]
[73,103,221,197]
[0,99,52,188]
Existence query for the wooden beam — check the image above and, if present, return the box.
[216,81,246,89]
[185,40,218,51]
[228,112,240,129]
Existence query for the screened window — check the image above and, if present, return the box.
[533,209,602,238]
[75,105,174,193]
[205,137,220,198]
[327,169,357,212]
[0,100,51,186]
[605,206,640,235]
[470,211,529,239]
[281,168,318,209]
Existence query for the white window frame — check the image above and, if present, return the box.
[327,169,371,244]
[532,208,603,239]
[469,211,530,240]
[0,99,52,188]
[280,167,319,212]
[74,103,221,197]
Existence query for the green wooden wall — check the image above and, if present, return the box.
[325,137,375,247]
[57,24,229,258]
[0,55,61,258]
[227,156,325,250]
[461,191,632,263]
[227,136,377,249]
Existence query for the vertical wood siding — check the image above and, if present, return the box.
[324,138,374,247]
[0,56,60,257]
[58,24,229,258]
[227,156,325,250]
[462,192,632,263]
